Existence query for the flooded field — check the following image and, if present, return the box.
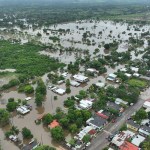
[0,20,149,64]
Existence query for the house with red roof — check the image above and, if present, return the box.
[48,120,60,129]
[119,141,139,150]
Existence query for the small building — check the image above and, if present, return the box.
[87,68,98,74]
[95,82,105,88]
[131,134,145,146]
[107,101,123,113]
[119,141,139,150]
[73,74,89,83]
[25,97,32,101]
[70,80,80,87]
[54,88,65,95]
[107,73,117,82]
[96,111,109,120]
[79,100,93,110]
[143,100,150,109]
[22,139,39,150]
[48,120,60,129]
[133,73,140,77]
[120,68,127,72]
[131,67,139,73]
[77,126,93,140]
[115,98,128,105]
[111,130,135,147]
[86,115,107,130]
[139,125,150,137]
[126,119,140,132]
[16,106,30,115]
[125,73,132,78]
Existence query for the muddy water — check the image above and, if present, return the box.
[0,20,149,64]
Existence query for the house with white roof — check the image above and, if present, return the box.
[79,100,93,110]
[107,73,117,82]
[143,100,150,109]
[131,134,145,146]
[73,74,89,83]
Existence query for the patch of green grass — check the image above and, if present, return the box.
[128,78,147,88]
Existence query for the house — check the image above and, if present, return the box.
[95,82,105,88]
[48,120,60,129]
[107,101,124,113]
[131,67,139,73]
[79,100,93,110]
[119,141,139,150]
[107,73,117,82]
[70,80,80,87]
[131,134,145,146]
[96,110,109,120]
[53,88,65,95]
[120,68,127,72]
[115,98,128,105]
[77,126,93,140]
[25,97,32,101]
[126,119,140,132]
[111,130,135,147]
[87,68,98,74]
[16,106,30,115]
[143,100,150,109]
[22,139,39,150]
[125,73,132,78]
[73,74,89,83]
[139,125,150,137]
[86,115,108,130]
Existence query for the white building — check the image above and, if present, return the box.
[143,100,150,109]
[77,126,93,140]
[87,68,98,73]
[70,80,80,87]
[54,88,65,95]
[79,100,93,109]
[131,134,145,146]
[115,98,128,105]
[25,97,32,101]
[107,73,117,81]
[16,106,30,115]
[73,74,89,83]
[95,82,105,88]
[125,73,132,78]
[111,130,135,147]
[131,67,139,73]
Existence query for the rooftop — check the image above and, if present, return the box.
[48,120,60,129]
[107,101,120,111]
[126,119,140,128]
[119,141,139,150]
[87,115,107,128]
[131,134,145,146]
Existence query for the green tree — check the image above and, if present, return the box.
[42,114,53,125]
[35,145,56,150]
[82,134,91,143]
[51,126,64,141]
[59,117,69,128]
[0,109,10,126]
[22,127,33,139]
[133,109,148,122]
[66,87,71,94]
[66,79,70,87]
[69,124,78,133]
[6,101,18,112]
[24,85,34,94]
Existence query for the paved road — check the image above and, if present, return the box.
[87,90,149,150]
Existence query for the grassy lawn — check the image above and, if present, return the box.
[128,78,148,88]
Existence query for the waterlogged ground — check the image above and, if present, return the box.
[0,20,149,64]
[0,20,150,149]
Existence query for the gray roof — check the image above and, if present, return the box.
[107,102,120,111]
[140,125,150,133]
[89,115,107,127]
[127,119,140,128]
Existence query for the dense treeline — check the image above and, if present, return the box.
[0,3,149,28]
[0,40,64,77]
